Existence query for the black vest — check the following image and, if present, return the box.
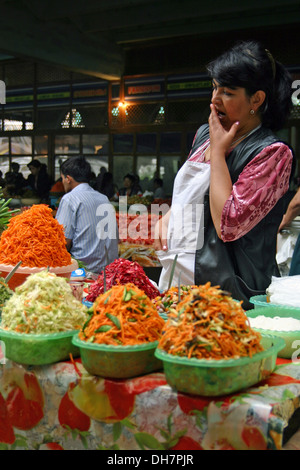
[193,124,293,309]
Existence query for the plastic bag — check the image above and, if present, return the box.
[267,275,300,307]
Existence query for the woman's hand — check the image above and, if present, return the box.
[209,104,239,156]
[153,209,171,251]
[208,104,237,238]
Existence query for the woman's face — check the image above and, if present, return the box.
[123,177,133,188]
[28,165,39,176]
[211,79,257,133]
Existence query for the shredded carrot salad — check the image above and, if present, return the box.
[79,283,165,345]
[158,283,263,360]
[0,204,72,268]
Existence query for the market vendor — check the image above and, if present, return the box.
[56,156,119,274]
[154,40,295,309]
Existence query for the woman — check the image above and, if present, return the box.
[27,159,52,201]
[154,40,295,309]
[118,173,142,197]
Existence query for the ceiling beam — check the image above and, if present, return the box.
[70,0,300,34]
[0,2,124,80]
[112,6,300,44]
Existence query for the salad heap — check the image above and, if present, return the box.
[153,285,197,316]
[1,270,88,334]
[0,204,72,268]
[80,283,165,345]
[158,283,263,360]
[86,258,160,302]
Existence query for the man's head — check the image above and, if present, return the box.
[60,156,91,193]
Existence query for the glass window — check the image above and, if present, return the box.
[0,156,10,180]
[11,156,35,179]
[113,156,134,190]
[11,136,32,155]
[160,132,181,153]
[36,107,69,130]
[34,135,48,156]
[0,137,9,155]
[159,155,180,196]
[54,155,109,181]
[137,133,157,153]
[113,134,133,153]
[55,135,80,154]
[85,156,109,180]
[136,156,157,192]
[82,134,109,155]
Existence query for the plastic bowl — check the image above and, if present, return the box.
[72,333,163,378]
[0,259,78,290]
[0,328,80,365]
[247,307,300,359]
[250,295,300,314]
[154,335,284,396]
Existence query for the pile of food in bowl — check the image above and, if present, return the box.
[73,282,165,378]
[0,204,77,289]
[155,283,284,396]
[0,270,88,364]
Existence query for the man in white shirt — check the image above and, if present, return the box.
[56,156,119,273]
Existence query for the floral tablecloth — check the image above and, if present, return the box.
[0,353,300,450]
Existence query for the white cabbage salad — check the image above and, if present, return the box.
[1,270,88,334]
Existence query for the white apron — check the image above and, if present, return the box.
[157,160,210,291]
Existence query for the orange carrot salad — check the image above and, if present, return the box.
[0,204,71,268]
[153,285,197,316]
[79,283,165,345]
[158,283,263,360]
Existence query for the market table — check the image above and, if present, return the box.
[1,347,300,451]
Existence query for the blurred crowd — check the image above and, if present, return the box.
[0,161,167,203]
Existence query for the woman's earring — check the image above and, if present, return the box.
[250,109,255,115]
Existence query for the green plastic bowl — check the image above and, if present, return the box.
[247,307,300,359]
[72,333,163,378]
[0,328,80,365]
[250,295,300,315]
[155,336,284,396]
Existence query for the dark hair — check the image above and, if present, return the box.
[154,177,163,187]
[27,159,41,169]
[207,40,292,131]
[11,162,20,171]
[123,173,135,184]
[60,156,91,182]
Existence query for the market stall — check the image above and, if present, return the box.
[1,202,300,452]
[0,352,300,451]
[116,197,171,268]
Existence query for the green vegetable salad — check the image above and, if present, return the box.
[1,270,88,334]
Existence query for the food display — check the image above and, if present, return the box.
[116,211,162,266]
[0,204,71,268]
[247,307,300,359]
[155,283,284,396]
[80,283,164,345]
[158,283,263,360]
[74,283,165,378]
[153,285,197,317]
[86,258,160,302]
[1,270,88,334]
